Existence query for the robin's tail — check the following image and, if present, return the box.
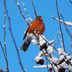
[21,36,32,52]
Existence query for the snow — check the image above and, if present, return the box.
[47,45,53,54]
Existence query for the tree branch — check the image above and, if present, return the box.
[21,0,32,21]
[69,0,72,4]
[32,0,37,17]
[56,0,66,52]
[0,41,9,72]
[60,14,72,53]
[3,0,9,72]
[6,9,25,72]
[15,0,30,26]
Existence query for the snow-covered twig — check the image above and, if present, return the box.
[33,48,72,71]
[51,16,72,26]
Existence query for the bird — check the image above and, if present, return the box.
[21,16,45,52]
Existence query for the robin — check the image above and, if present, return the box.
[21,16,45,52]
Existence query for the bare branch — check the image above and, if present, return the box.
[15,0,30,26]
[69,0,72,4]
[4,0,7,56]
[32,0,37,17]
[21,0,32,21]
[6,8,25,72]
[56,0,66,52]
[60,14,72,53]
[3,0,9,72]
[0,41,9,72]
[60,14,72,39]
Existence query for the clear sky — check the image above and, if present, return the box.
[0,0,72,72]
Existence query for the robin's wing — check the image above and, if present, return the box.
[23,29,28,40]
[23,22,33,40]
[21,36,32,52]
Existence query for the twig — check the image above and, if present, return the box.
[51,16,72,26]
[32,0,37,17]
[6,9,25,72]
[35,36,55,72]
[60,14,72,53]
[56,0,66,52]
[15,0,30,26]
[41,36,58,52]
[69,0,72,4]
[0,41,9,72]
[3,0,9,72]
[60,14,72,38]
[4,0,7,57]
[20,0,32,21]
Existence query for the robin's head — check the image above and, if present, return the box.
[36,16,43,21]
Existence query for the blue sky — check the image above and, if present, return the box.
[0,0,72,72]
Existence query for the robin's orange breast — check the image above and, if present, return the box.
[27,19,45,34]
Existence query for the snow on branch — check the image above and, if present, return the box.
[51,16,72,26]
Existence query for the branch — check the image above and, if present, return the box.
[41,50,50,72]
[0,41,9,72]
[4,0,7,57]
[3,0,9,72]
[6,9,25,72]
[51,16,72,26]
[32,0,37,17]
[60,14,72,53]
[41,36,58,52]
[15,0,30,26]
[56,0,66,52]
[60,14,72,38]
[69,0,72,4]
[20,0,32,21]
